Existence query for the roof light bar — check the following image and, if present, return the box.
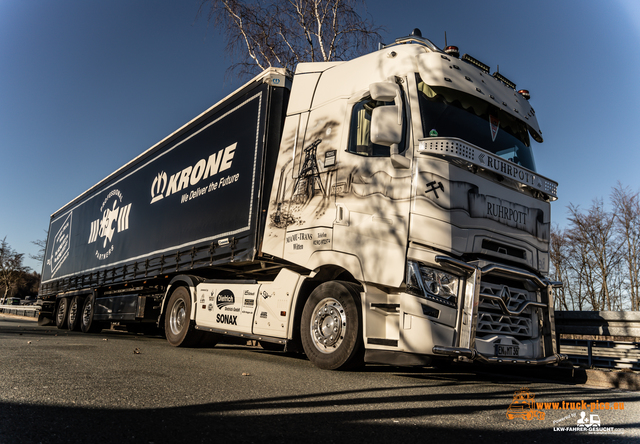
[462,54,490,74]
[518,89,530,100]
[492,72,516,90]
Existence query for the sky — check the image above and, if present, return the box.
[1,0,640,273]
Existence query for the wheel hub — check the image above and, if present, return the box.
[169,300,186,335]
[311,298,346,353]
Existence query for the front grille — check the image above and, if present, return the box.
[481,239,527,260]
[477,280,536,338]
[477,312,532,336]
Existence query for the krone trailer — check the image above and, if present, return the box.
[39,29,565,370]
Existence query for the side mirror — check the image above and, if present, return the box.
[370,105,401,146]
[370,82,402,125]
[369,82,400,102]
[369,81,410,169]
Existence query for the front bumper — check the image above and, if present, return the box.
[432,345,567,365]
[433,255,563,365]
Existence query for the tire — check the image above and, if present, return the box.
[164,287,204,347]
[67,296,84,331]
[80,294,103,333]
[55,298,69,330]
[300,281,364,370]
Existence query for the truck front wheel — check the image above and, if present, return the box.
[164,287,204,347]
[300,281,364,370]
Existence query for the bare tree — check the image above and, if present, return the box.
[567,200,624,310]
[558,222,593,311]
[611,183,640,311]
[550,225,570,310]
[30,230,48,266]
[0,237,30,303]
[199,0,383,77]
[551,184,640,311]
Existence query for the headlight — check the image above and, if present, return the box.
[406,261,459,307]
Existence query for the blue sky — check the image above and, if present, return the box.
[2,0,640,273]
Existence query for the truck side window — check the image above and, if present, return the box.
[347,97,405,157]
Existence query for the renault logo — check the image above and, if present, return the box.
[499,285,512,307]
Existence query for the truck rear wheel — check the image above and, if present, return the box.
[55,298,69,330]
[164,287,204,347]
[300,281,364,370]
[80,294,103,333]
[67,296,83,331]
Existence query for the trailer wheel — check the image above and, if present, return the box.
[80,294,103,333]
[300,281,364,370]
[67,296,83,331]
[164,287,203,347]
[55,297,69,330]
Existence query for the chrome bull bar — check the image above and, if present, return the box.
[433,255,564,365]
[432,345,567,365]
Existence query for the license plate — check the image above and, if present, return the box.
[496,345,519,357]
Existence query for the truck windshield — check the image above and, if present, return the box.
[417,76,537,172]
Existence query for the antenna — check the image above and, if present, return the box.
[444,31,448,48]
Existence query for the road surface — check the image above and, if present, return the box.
[1,316,638,443]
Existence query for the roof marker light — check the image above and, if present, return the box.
[518,89,531,100]
[445,46,460,58]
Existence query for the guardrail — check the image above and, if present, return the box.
[555,311,640,371]
[555,311,640,337]
[0,304,39,318]
[559,339,640,371]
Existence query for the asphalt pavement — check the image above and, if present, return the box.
[1,315,639,444]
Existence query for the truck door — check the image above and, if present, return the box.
[332,80,413,287]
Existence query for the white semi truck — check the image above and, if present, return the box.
[39,30,565,370]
